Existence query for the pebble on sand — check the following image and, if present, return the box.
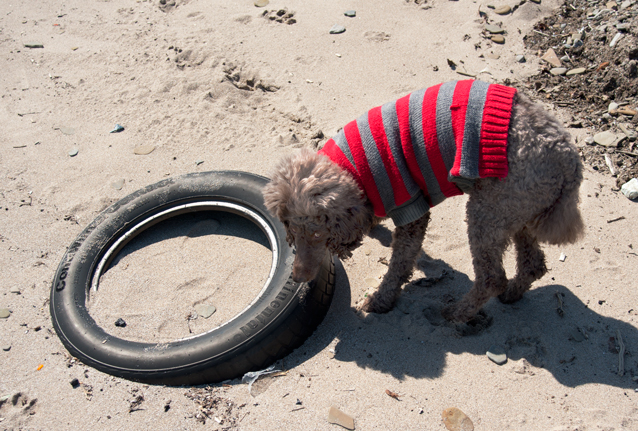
[23,42,44,48]
[69,148,79,157]
[541,48,562,68]
[133,145,156,155]
[194,304,217,319]
[515,54,526,63]
[593,130,621,147]
[566,67,586,76]
[254,0,269,7]
[109,124,125,133]
[487,345,508,365]
[550,67,567,75]
[330,24,346,34]
[2,345,11,352]
[490,35,505,44]
[344,10,356,17]
[485,24,504,34]
[327,406,355,430]
[442,407,474,431]
[111,179,125,190]
[494,5,511,14]
[0,308,11,319]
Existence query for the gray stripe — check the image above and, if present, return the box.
[459,80,489,178]
[380,100,420,196]
[333,129,355,168]
[436,81,458,171]
[356,113,396,212]
[408,88,444,204]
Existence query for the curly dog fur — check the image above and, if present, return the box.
[263,91,584,323]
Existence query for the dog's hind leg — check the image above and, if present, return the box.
[358,213,430,313]
[442,198,511,323]
[499,227,547,304]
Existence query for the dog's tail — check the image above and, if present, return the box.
[531,154,585,245]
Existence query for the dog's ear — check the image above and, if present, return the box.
[325,201,374,259]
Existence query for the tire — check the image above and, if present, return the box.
[50,171,335,385]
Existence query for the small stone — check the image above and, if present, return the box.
[616,23,630,32]
[133,145,156,155]
[529,0,540,3]
[487,345,507,365]
[560,55,571,62]
[559,252,567,262]
[486,53,500,59]
[621,178,638,200]
[70,378,80,388]
[550,67,567,75]
[610,33,623,47]
[620,0,632,9]
[114,318,127,327]
[59,126,76,135]
[195,159,204,165]
[619,124,637,141]
[327,406,355,430]
[442,407,474,431]
[584,136,595,145]
[109,124,125,133]
[515,55,526,63]
[573,39,583,49]
[485,24,504,34]
[541,48,562,67]
[566,67,586,76]
[68,147,79,157]
[609,102,620,113]
[494,5,511,14]
[24,42,44,48]
[593,131,621,147]
[490,35,505,44]
[344,10,356,17]
[254,0,269,6]
[0,309,11,319]
[9,288,21,294]
[569,328,585,342]
[111,179,125,190]
[329,24,346,34]
[2,345,11,351]
[194,304,216,319]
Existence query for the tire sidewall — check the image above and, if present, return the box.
[50,171,304,380]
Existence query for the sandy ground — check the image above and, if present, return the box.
[1,0,638,430]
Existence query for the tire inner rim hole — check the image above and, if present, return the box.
[87,209,274,344]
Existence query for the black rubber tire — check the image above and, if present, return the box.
[50,171,335,385]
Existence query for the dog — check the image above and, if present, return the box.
[263,80,584,323]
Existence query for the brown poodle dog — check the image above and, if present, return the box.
[263,85,584,323]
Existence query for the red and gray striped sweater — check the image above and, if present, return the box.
[318,80,517,226]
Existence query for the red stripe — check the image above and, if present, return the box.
[318,139,362,188]
[397,93,430,199]
[342,120,387,217]
[449,80,474,178]
[422,84,462,198]
[367,106,411,205]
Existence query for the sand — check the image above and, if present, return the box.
[1,0,638,429]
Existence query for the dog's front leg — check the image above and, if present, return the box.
[358,213,430,313]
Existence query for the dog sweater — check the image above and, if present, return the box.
[318,80,517,226]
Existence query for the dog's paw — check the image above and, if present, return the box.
[441,303,474,323]
[357,294,393,314]
[498,280,528,304]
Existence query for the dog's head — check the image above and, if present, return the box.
[263,149,373,282]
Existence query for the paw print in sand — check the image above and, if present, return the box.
[262,8,296,25]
